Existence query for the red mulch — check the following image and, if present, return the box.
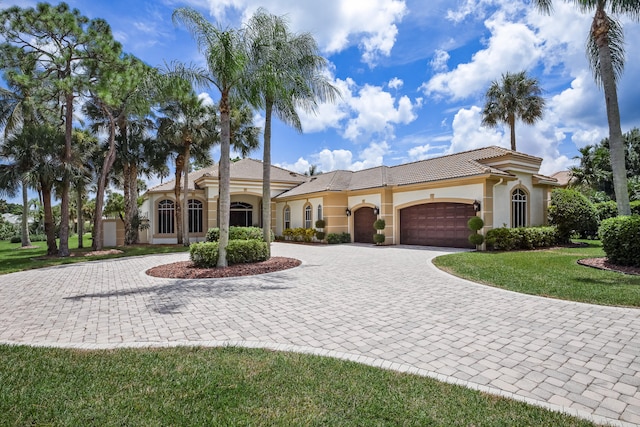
[577,258,640,275]
[146,257,301,279]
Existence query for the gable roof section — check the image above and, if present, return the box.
[146,158,307,193]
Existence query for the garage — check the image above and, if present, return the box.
[353,207,376,243]
[400,203,475,248]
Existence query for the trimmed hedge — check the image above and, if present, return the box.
[206,226,272,242]
[327,232,351,244]
[282,227,316,242]
[594,200,640,223]
[190,239,269,268]
[373,233,385,244]
[485,227,560,251]
[599,215,640,267]
[548,189,598,242]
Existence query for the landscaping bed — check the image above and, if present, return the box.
[146,257,301,279]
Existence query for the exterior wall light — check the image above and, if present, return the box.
[346,208,351,216]
[373,206,380,215]
[473,200,481,212]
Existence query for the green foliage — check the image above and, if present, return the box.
[9,236,21,244]
[206,226,270,242]
[189,241,219,268]
[467,216,484,231]
[600,216,640,267]
[315,231,325,241]
[486,227,560,251]
[548,189,598,242]
[0,219,17,240]
[225,239,268,264]
[190,239,268,267]
[327,232,351,244]
[315,219,325,228]
[594,201,618,222]
[373,219,386,230]
[282,227,315,242]
[373,233,385,245]
[468,233,485,246]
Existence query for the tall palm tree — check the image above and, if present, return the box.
[228,98,261,159]
[481,70,545,152]
[244,9,339,254]
[533,0,637,215]
[157,91,217,245]
[172,7,248,265]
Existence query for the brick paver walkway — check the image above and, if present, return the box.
[1,243,639,426]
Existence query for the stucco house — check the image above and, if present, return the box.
[136,145,559,249]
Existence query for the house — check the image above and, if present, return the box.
[137,146,559,249]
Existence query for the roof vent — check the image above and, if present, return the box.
[289,172,297,177]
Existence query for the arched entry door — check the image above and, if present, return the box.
[230,202,253,227]
[353,207,376,243]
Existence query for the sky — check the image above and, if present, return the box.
[3,0,640,188]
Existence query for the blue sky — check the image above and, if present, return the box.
[4,0,640,186]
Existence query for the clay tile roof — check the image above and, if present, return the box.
[146,158,307,193]
[549,170,573,187]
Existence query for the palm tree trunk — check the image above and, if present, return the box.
[262,100,273,258]
[174,154,184,245]
[93,107,119,251]
[509,114,517,151]
[41,184,57,256]
[593,7,630,215]
[20,180,31,247]
[217,91,231,268]
[182,143,191,246]
[123,162,139,245]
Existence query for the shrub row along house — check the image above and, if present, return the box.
[122,146,559,249]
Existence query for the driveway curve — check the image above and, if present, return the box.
[1,243,639,426]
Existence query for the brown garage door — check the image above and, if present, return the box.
[353,207,376,243]
[400,203,475,248]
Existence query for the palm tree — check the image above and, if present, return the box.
[157,91,217,245]
[172,7,248,266]
[228,98,261,159]
[481,70,545,152]
[533,0,637,215]
[244,9,339,254]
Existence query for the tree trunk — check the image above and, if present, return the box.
[123,162,139,245]
[593,7,630,215]
[182,143,191,246]
[20,180,31,247]
[509,114,517,151]
[174,153,184,245]
[76,185,84,248]
[262,100,273,258]
[217,91,231,268]
[58,92,75,257]
[41,184,57,256]
[92,107,119,251]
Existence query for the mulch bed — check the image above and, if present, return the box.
[578,257,640,275]
[146,257,301,279]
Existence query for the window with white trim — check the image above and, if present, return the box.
[317,204,323,223]
[188,199,203,233]
[304,205,312,229]
[284,206,291,229]
[512,189,527,228]
[158,199,175,234]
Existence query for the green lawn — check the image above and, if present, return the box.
[0,234,189,275]
[433,240,640,307]
[0,345,594,427]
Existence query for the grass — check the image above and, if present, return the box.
[433,240,640,307]
[0,234,189,275]
[0,345,595,426]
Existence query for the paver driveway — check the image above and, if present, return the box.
[1,243,639,426]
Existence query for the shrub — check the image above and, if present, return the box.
[548,189,598,242]
[373,233,385,245]
[594,201,618,222]
[315,219,326,228]
[30,234,46,242]
[206,226,271,242]
[225,239,268,264]
[486,227,560,251]
[315,231,326,241]
[373,219,386,230]
[282,227,315,242]
[0,221,18,240]
[10,235,21,244]
[468,233,484,246]
[190,241,219,268]
[327,232,351,244]
[467,216,484,231]
[632,201,640,215]
[600,216,640,267]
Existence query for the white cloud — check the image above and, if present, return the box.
[388,77,403,89]
[430,49,450,72]
[197,92,215,106]
[421,13,542,100]
[448,106,507,153]
[200,0,407,66]
[277,141,390,173]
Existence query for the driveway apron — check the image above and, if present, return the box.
[0,243,639,426]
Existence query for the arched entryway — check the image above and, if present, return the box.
[353,207,376,243]
[230,202,253,227]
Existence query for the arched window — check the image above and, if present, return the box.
[284,206,291,229]
[317,204,323,223]
[158,199,175,234]
[188,199,203,233]
[230,202,253,227]
[512,188,527,228]
[304,205,313,229]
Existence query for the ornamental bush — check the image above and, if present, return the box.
[373,219,386,230]
[468,233,484,246]
[315,219,326,228]
[594,201,618,223]
[548,189,598,242]
[373,233,385,244]
[485,227,560,251]
[599,216,640,267]
[315,231,325,241]
[327,232,351,244]
[190,239,269,267]
[282,227,316,242]
[206,226,271,242]
[467,216,484,232]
